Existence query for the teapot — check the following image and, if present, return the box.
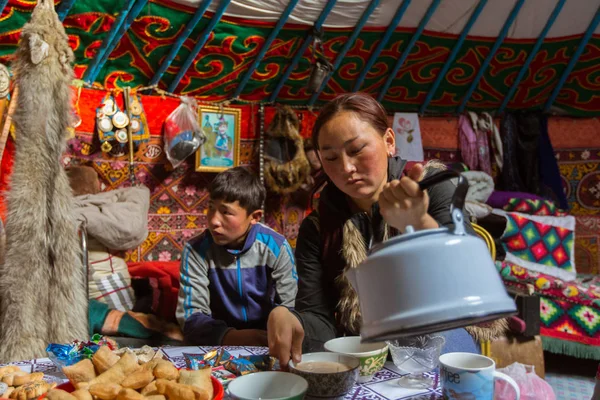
[346,170,517,342]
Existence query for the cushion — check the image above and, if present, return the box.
[87,236,135,311]
[495,210,576,281]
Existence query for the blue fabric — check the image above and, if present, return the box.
[438,328,480,354]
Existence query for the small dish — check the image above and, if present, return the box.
[227,371,308,400]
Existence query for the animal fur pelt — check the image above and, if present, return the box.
[0,0,88,362]
[264,106,311,194]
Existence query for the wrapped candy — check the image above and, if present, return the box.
[224,358,258,376]
[211,366,236,386]
[46,335,118,367]
[183,353,206,370]
[240,355,277,371]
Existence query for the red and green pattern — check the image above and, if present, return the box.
[498,260,600,355]
[1,0,600,115]
[504,198,567,217]
[503,212,574,270]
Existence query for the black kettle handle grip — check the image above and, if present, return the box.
[418,169,469,222]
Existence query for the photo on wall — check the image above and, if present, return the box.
[195,105,241,172]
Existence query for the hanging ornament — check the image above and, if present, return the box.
[307,27,333,94]
[0,64,10,99]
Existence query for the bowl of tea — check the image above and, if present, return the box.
[289,352,359,400]
[324,336,388,383]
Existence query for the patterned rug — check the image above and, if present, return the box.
[546,372,595,400]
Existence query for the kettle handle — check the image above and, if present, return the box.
[418,169,469,235]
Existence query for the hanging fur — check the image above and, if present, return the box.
[264,106,311,194]
[0,0,88,362]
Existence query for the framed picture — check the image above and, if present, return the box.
[195,105,242,172]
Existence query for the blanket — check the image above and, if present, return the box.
[73,186,150,250]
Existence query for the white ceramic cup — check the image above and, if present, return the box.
[227,371,308,400]
[439,353,520,400]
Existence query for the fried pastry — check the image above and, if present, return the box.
[88,383,122,400]
[152,360,178,381]
[92,346,120,374]
[62,359,96,387]
[120,369,153,390]
[46,389,78,400]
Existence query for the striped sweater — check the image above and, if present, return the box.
[176,223,297,345]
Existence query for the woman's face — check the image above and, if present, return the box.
[318,111,395,204]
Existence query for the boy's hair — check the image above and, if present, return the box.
[209,167,266,213]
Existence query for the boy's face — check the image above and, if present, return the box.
[207,198,262,248]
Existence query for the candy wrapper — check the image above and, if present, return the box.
[240,355,277,371]
[183,350,275,380]
[211,366,236,386]
[224,358,258,376]
[46,334,118,367]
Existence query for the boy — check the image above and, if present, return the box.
[176,167,297,346]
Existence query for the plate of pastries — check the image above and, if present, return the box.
[0,346,222,400]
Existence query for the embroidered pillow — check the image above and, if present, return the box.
[497,210,576,281]
[503,198,567,217]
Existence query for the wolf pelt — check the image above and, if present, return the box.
[0,0,88,362]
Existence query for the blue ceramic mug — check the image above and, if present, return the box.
[439,352,520,400]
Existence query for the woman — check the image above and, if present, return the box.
[268,93,481,366]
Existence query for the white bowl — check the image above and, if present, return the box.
[227,371,308,400]
[324,336,388,383]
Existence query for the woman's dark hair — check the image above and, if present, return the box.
[312,92,390,150]
[209,167,266,213]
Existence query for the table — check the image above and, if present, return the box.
[1,346,443,400]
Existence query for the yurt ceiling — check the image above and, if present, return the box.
[0,0,599,115]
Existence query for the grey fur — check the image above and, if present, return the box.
[0,0,88,362]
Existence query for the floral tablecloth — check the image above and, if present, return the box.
[1,346,442,400]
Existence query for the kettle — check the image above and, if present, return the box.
[346,170,517,342]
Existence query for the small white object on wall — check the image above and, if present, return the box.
[392,112,424,162]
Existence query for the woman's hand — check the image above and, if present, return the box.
[267,306,304,369]
[379,163,438,232]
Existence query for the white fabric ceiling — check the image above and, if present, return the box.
[168,0,600,38]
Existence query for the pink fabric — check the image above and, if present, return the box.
[459,114,479,171]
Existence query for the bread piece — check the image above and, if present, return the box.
[88,383,122,400]
[13,372,43,387]
[88,352,140,386]
[144,396,166,400]
[92,346,120,374]
[10,381,55,400]
[2,372,27,387]
[156,380,208,400]
[152,360,178,381]
[0,367,21,380]
[178,368,212,399]
[70,389,93,400]
[62,359,96,387]
[46,389,78,400]
[120,368,153,390]
[116,388,144,400]
[3,387,15,398]
[140,380,158,396]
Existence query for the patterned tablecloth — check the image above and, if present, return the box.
[1,346,442,400]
